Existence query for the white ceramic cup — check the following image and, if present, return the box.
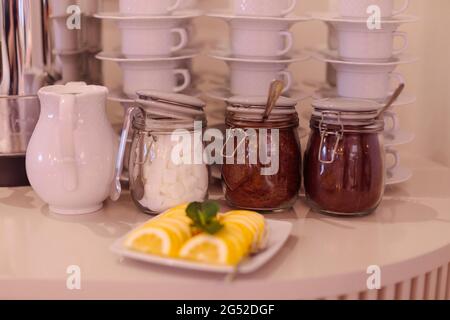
[119,21,188,58]
[336,24,408,61]
[383,111,399,138]
[338,0,410,18]
[385,147,400,177]
[334,64,405,100]
[119,0,182,16]
[119,20,189,58]
[233,0,298,17]
[120,61,191,98]
[229,62,292,96]
[53,17,81,51]
[231,27,293,58]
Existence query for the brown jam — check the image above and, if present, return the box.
[222,127,301,211]
[304,124,385,216]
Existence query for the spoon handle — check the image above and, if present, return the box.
[264,80,285,120]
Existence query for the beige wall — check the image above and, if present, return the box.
[100,0,450,167]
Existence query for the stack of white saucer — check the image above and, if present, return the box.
[49,0,102,84]
[205,0,310,102]
[94,0,202,109]
[310,0,418,186]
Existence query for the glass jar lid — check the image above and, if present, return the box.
[133,91,206,133]
[312,98,383,121]
[136,90,206,121]
[225,96,299,128]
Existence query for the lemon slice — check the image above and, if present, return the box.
[147,218,191,243]
[179,234,243,266]
[222,211,266,248]
[220,224,251,258]
[125,226,180,257]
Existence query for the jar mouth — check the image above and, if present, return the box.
[132,114,207,134]
[226,112,299,129]
[310,116,384,133]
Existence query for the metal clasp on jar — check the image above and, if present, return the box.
[318,111,344,164]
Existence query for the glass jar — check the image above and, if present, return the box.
[304,98,385,217]
[113,91,209,215]
[222,96,302,212]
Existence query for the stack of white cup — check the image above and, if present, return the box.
[94,0,201,100]
[49,0,102,84]
[205,0,310,100]
[312,0,417,185]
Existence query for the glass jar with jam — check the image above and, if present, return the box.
[112,91,209,215]
[304,98,385,217]
[222,96,302,212]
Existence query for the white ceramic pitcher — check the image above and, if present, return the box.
[26,82,118,215]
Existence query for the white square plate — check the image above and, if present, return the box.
[110,219,293,274]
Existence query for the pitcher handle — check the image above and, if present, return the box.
[110,106,141,201]
[59,94,78,192]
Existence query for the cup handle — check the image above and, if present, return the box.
[167,0,182,12]
[59,95,78,192]
[110,106,140,201]
[392,31,409,56]
[385,148,400,173]
[277,31,293,56]
[173,69,191,93]
[171,28,188,53]
[390,72,405,91]
[278,71,292,94]
[383,111,399,137]
[392,0,410,16]
[281,0,297,16]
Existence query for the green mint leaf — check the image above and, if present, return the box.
[202,201,220,221]
[203,221,224,235]
[186,202,202,223]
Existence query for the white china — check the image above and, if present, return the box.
[313,86,416,107]
[205,86,310,102]
[232,0,297,17]
[209,49,310,64]
[334,22,408,61]
[111,219,293,274]
[94,10,202,20]
[384,130,415,147]
[230,62,292,96]
[52,17,81,51]
[95,50,197,62]
[383,110,399,137]
[231,25,293,58]
[385,147,400,177]
[207,12,311,24]
[310,12,419,24]
[338,0,410,18]
[118,20,189,57]
[385,166,412,185]
[119,60,192,97]
[26,82,117,215]
[119,0,182,16]
[334,63,404,100]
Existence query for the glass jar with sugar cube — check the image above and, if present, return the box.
[112,91,209,215]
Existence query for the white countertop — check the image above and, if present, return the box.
[1,154,450,300]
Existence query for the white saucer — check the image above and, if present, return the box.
[94,10,203,21]
[384,131,415,147]
[209,49,310,64]
[309,12,419,24]
[207,11,311,24]
[313,49,418,66]
[386,167,413,186]
[96,49,198,62]
[205,86,310,102]
[108,88,202,106]
[313,87,417,107]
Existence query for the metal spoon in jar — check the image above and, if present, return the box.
[377,83,405,119]
[263,80,285,121]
